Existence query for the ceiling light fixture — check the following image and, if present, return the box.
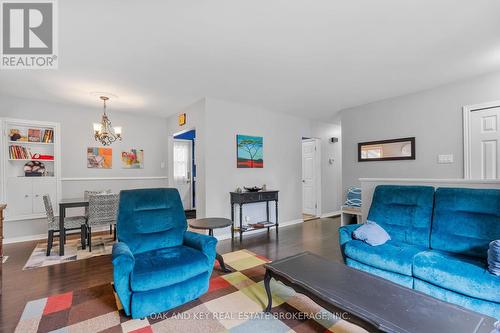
[93,96,122,146]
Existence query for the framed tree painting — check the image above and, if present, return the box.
[237,134,263,168]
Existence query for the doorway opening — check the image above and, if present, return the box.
[302,138,321,221]
[173,129,196,218]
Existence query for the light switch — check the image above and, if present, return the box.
[160,161,166,169]
[438,154,454,164]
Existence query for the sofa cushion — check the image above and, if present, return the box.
[367,185,435,247]
[344,239,424,276]
[414,279,500,321]
[430,188,500,259]
[346,258,414,289]
[413,251,500,303]
[131,245,210,292]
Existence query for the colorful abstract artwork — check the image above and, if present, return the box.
[121,149,144,169]
[237,134,263,168]
[87,147,112,169]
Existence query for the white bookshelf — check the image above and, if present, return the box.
[1,118,61,221]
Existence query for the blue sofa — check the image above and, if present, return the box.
[112,188,217,319]
[339,185,500,319]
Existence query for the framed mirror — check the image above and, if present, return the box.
[358,137,415,162]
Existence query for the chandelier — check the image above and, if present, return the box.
[93,96,122,146]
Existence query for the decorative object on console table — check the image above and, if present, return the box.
[236,134,263,168]
[0,204,5,295]
[230,190,278,242]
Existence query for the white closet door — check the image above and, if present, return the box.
[32,178,57,214]
[470,107,500,179]
[302,140,317,215]
[6,177,33,217]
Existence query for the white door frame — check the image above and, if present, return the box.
[170,130,194,210]
[463,100,500,179]
[301,138,322,217]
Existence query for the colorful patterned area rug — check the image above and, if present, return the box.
[24,221,199,270]
[23,234,115,270]
[15,249,367,333]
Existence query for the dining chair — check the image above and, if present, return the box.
[43,194,87,256]
[86,193,119,251]
[84,189,112,234]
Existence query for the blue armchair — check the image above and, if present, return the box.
[112,188,217,319]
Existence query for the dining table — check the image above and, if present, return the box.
[58,198,88,256]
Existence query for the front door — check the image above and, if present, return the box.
[470,106,500,179]
[173,139,192,209]
[302,139,317,215]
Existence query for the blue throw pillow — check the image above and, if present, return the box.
[352,220,391,246]
[488,240,500,276]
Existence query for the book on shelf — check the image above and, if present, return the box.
[42,129,54,143]
[9,145,32,159]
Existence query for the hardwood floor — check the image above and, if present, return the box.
[0,217,342,332]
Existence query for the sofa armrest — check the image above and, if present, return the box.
[111,242,135,316]
[184,231,217,263]
[338,224,363,260]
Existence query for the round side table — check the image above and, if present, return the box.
[188,218,232,272]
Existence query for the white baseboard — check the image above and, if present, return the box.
[214,218,303,241]
[4,225,110,244]
[5,219,307,244]
[320,210,341,218]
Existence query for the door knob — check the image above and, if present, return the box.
[24,194,29,198]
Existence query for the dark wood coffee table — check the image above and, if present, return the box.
[263,252,497,333]
[189,218,232,272]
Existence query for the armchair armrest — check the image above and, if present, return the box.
[111,242,135,316]
[338,224,362,261]
[183,231,217,263]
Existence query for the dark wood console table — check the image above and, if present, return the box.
[230,190,278,241]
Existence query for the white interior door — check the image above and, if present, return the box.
[173,139,192,209]
[302,139,317,215]
[470,106,500,179]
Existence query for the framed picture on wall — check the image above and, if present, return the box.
[87,147,112,169]
[237,134,263,168]
[121,149,144,169]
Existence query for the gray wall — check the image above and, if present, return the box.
[341,70,500,192]
[0,95,169,241]
[167,98,343,239]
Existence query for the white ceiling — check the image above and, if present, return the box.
[1,0,500,120]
